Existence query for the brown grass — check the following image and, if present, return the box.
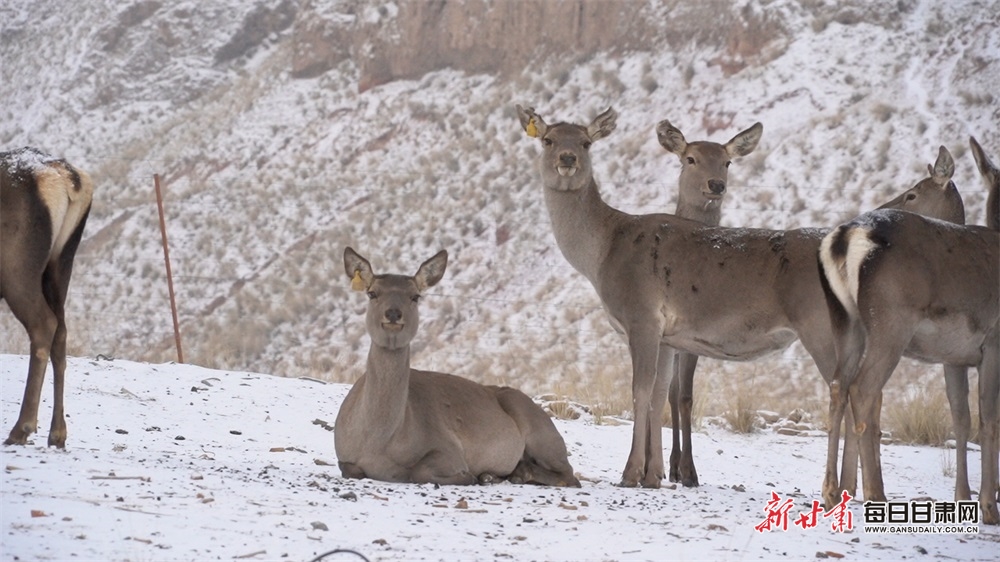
[883,386,951,446]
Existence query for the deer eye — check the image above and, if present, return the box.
[542,138,553,147]
[725,161,732,168]
[582,141,592,150]
[411,294,421,303]
[686,156,695,165]
[366,291,377,300]
[905,193,916,201]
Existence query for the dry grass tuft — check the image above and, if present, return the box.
[883,386,951,446]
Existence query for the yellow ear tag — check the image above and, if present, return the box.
[351,270,365,292]
[526,117,538,138]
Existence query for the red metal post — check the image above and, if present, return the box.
[154,174,184,363]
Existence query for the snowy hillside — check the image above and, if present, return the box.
[1,0,998,419]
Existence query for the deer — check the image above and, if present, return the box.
[1,147,94,448]
[334,247,580,487]
[656,118,763,486]
[515,104,972,496]
[818,137,1000,522]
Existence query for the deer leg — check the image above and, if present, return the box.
[850,361,897,504]
[675,350,699,487]
[943,364,972,501]
[43,264,70,449]
[4,285,58,446]
[338,461,367,480]
[641,343,672,488]
[977,343,999,525]
[621,327,661,488]
[839,405,859,499]
[510,458,581,488]
[667,355,682,483]
[410,450,478,486]
[47,320,67,448]
[823,377,849,509]
[495,388,579,487]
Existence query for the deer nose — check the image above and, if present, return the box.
[384,308,402,323]
[708,179,726,195]
[559,153,577,167]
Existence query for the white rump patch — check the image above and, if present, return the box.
[819,226,876,318]
[35,164,94,260]
[843,228,878,306]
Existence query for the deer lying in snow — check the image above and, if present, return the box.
[1,147,93,448]
[334,247,580,487]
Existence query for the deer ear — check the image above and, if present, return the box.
[344,247,374,292]
[930,146,955,185]
[414,250,448,292]
[655,119,687,156]
[726,122,763,158]
[516,105,548,139]
[587,107,617,142]
[970,136,996,178]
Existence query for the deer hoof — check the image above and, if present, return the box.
[4,428,31,446]
[982,501,999,525]
[618,477,640,488]
[47,431,67,448]
[641,475,662,489]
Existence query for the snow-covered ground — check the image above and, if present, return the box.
[2,354,997,561]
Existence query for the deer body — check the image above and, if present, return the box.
[334,248,579,487]
[1,147,93,448]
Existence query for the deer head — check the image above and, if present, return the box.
[877,145,965,224]
[344,247,447,350]
[656,120,762,205]
[516,105,617,192]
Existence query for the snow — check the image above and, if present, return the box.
[3,354,998,561]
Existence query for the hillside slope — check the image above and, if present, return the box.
[1,0,997,417]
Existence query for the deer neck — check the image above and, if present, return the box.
[361,343,411,442]
[675,197,721,226]
[542,176,620,284]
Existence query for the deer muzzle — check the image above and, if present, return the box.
[557,153,578,176]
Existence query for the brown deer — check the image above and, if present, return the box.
[515,105,971,496]
[819,141,1000,522]
[656,118,763,486]
[334,247,580,487]
[1,147,94,448]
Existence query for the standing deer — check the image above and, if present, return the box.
[656,118,763,486]
[819,166,999,523]
[1,147,93,448]
[515,104,971,495]
[925,137,999,506]
[334,247,580,487]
